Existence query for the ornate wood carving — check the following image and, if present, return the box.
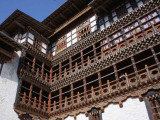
[52,0,159,65]
[52,33,160,90]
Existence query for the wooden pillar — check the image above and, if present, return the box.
[41,63,44,79]
[48,92,51,113]
[69,57,72,72]
[83,78,87,100]
[113,64,120,89]
[93,44,97,60]
[71,83,74,105]
[28,84,33,105]
[38,89,42,109]
[59,63,62,79]
[131,56,139,82]
[150,48,160,68]
[81,50,84,66]
[32,57,36,72]
[98,72,103,95]
[59,88,62,109]
[49,67,53,84]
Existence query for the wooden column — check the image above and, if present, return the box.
[150,48,160,68]
[131,56,139,82]
[49,67,53,84]
[98,72,103,95]
[41,63,44,79]
[48,92,51,113]
[93,44,97,60]
[83,78,87,100]
[38,89,42,109]
[59,63,62,79]
[71,83,74,105]
[59,88,62,109]
[28,84,33,105]
[69,57,72,72]
[81,50,84,66]
[113,64,120,89]
[32,57,36,72]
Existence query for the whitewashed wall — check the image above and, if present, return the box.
[102,98,149,120]
[0,51,21,120]
[77,114,88,120]
[65,116,74,120]
[65,114,88,120]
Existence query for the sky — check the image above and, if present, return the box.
[0,0,67,24]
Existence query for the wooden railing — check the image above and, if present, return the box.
[18,63,160,113]
[19,93,48,113]
[19,4,160,84]
[51,7,160,83]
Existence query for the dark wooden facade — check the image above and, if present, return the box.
[0,31,25,64]
[0,0,160,119]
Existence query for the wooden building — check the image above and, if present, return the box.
[0,0,160,119]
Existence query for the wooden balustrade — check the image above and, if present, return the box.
[50,6,160,81]
[20,63,160,112]
[48,63,160,112]
[19,94,48,112]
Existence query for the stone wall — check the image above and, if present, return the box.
[0,52,21,120]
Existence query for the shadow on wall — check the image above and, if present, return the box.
[0,51,21,82]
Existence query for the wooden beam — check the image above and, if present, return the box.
[14,20,26,30]
[60,13,67,20]
[0,37,17,50]
[0,47,14,59]
[49,6,92,38]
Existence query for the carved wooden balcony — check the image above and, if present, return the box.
[49,63,160,117]
[52,0,159,65]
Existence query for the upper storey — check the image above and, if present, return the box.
[0,0,150,61]
[42,0,92,30]
[48,0,149,58]
[0,31,25,63]
[0,10,54,63]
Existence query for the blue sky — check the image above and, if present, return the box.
[0,0,67,24]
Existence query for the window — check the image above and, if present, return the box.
[99,15,111,31]
[124,22,141,38]
[148,12,160,24]
[41,43,47,54]
[21,33,27,43]
[51,15,97,56]
[136,0,143,7]
[112,11,118,22]
[90,15,97,32]
[51,42,56,56]
[101,38,109,51]
[14,34,22,43]
[27,33,34,45]
[109,31,123,46]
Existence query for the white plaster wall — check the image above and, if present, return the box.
[65,116,74,120]
[76,114,88,120]
[0,51,21,120]
[102,98,149,120]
